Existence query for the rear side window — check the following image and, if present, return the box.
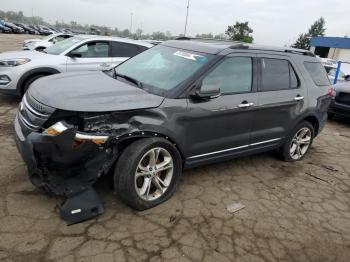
[304,62,330,86]
[111,42,142,57]
[260,58,299,91]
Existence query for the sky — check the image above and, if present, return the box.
[1,0,349,46]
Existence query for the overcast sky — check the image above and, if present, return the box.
[1,0,349,46]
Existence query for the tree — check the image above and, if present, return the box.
[225,22,253,43]
[292,17,326,50]
[292,33,310,50]
[308,17,326,37]
[195,33,214,39]
[135,28,143,39]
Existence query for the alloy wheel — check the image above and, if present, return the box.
[134,147,174,201]
[290,127,312,160]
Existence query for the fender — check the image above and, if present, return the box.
[113,130,185,161]
[16,67,61,94]
[291,110,322,136]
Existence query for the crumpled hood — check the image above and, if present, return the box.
[28,71,165,112]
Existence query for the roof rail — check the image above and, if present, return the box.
[284,49,315,57]
[174,36,239,43]
[228,45,315,57]
[229,43,249,49]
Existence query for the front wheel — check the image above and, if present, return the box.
[114,138,182,210]
[278,121,314,162]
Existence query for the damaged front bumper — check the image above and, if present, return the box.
[14,115,118,224]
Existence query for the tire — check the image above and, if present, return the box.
[278,121,314,162]
[328,112,335,120]
[114,137,182,210]
[22,74,47,95]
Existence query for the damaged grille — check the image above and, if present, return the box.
[18,93,55,134]
[336,92,350,106]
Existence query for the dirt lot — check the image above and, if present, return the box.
[0,34,350,262]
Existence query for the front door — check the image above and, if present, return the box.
[185,53,258,162]
[66,41,113,72]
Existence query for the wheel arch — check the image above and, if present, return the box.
[17,67,61,95]
[299,114,320,137]
[114,131,186,163]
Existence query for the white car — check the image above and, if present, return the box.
[318,57,350,83]
[23,33,73,51]
[0,35,153,96]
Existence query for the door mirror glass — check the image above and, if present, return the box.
[67,50,82,58]
[191,83,221,100]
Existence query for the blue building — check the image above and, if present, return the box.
[310,36,350,62]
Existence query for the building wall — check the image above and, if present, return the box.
[328,48,350,62]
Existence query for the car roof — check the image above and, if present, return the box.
[161,39,315,57]
[74,35,154,48]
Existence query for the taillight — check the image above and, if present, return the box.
[327,86,335,97]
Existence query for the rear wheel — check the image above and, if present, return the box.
[114,138,182,210]
[278,121,314,162]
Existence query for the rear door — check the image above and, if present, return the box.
[250,54,308,145]
[66,40,113,72]
[110,41,147,67]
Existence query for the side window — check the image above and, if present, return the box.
[260,58,289,91]
[51,36,66,43]
[111,42,141,57]
[304,62,331,86]
[72,41,110,58]
[201,57,252,94]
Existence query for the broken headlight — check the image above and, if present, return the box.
[44,121,109,145]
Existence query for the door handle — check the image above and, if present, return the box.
[100,63,110,67]
[238,101,254,108]
[294,95,304,101]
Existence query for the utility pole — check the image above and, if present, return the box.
[31,8,34,25]
[184,0,190,36]
[130,12,133,34]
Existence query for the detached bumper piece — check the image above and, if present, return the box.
[15,116,117,225]
[58,186,104,225]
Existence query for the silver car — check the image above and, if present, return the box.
[0,35,153,96]
[23,33,74,51]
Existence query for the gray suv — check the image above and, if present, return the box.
[15,39,332,224]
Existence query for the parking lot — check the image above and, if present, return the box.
[0,34,350,262]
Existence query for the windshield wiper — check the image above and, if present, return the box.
[114,72,143,89]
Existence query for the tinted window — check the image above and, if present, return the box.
[261,58,290,91]
[46,36,84,55]
[111,42,141,57]
[73,41,109,58]
[202,57,252,94]
[304,62,330,86]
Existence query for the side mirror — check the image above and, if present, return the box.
[67,50,82,58]
[190,83,221,100]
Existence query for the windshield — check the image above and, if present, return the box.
[115,45,212,95]
[45,36,83,55]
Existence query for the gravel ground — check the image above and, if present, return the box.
[0,34,350,262]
